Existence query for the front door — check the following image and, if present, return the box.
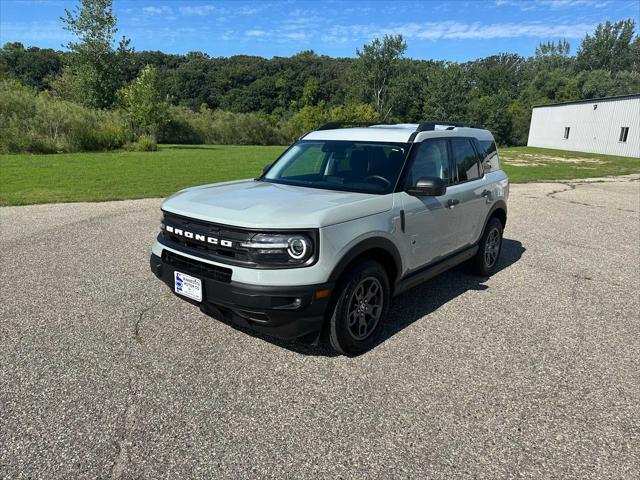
[400,138,458,270]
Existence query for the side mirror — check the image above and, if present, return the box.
[262,163,272,174]
[406,177,447,197]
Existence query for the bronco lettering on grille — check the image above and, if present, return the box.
[165,225,234,248]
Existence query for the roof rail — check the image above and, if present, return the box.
[416,120,483,132]
[316,121,381,131]
[303,120,485,142]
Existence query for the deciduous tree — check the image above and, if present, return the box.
[575,20,637,73]
[61,0,131,108]
[355,35,407,121]
[118,65,168,139]
[422,62,470,121]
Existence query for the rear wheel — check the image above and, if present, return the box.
[328,260,390,355]
[469,217,503,276]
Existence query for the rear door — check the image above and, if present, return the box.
[446,137,492,250]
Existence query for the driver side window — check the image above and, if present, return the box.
[405,139,450,187]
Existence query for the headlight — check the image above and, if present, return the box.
[287,236,308,259]
[240,232,315,267]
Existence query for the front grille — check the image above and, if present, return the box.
[161,211,255,266]
[162,250,232,283]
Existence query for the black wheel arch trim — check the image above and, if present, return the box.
[482,200,507,233]
[328,237,403,286]
[462,200,507,260]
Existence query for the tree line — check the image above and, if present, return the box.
[0,0,638,153]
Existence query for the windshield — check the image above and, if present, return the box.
[262,140,409,194]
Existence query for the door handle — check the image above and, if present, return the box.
[446,199,460,209]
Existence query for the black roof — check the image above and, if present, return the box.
[532,93,640,108]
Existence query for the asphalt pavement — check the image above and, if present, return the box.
[1,175,639,479]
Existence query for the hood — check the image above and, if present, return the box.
[161,179,393,228]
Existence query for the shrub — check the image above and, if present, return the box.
[2,78,396,152]
[282,102,380,141]
[158,106,203,144]
[158,102,380,146]
[0,79,133,154]
[159,105,287,145]
[124,134,158,152]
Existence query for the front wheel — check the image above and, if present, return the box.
[469,217,504,276]
[328,260,390,356]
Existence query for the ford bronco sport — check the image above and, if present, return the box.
[150,121,509,355]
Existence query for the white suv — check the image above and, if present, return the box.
[150,121,509,355]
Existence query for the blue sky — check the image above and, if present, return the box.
[1,0,638,61]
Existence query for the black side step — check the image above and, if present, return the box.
[394,245,478,296]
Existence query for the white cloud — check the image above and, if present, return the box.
[493,0,532,7]
[283,32,310,40]
[322,20,596,43]
[242,28,311,42]
[179,5,218,16]
[143,6,172,15]
[494,0,611,9]
[422,21,596,39]
[238,7,259,15]
[0,20,72,45]
[541,0,610,7]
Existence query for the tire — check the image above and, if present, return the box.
[328,260,390,356]
[469,217,504,276]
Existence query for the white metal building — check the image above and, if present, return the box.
[527,94,640,158]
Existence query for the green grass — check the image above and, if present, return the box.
[0,144,286,206]
[500,146,640,183]
[0,145,638,206]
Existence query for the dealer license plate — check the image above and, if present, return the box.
[174,271,202,302]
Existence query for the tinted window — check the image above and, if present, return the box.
[480,140,497,159]
[333,144,405,182]
[406,139,450,187]
[264,140,408,195]
[479,140,499,172]
[451,138,481,182]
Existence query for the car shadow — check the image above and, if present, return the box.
[373,238,526,352]
[207,238,526,357]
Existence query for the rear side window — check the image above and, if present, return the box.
[479,140,500,172]
[450,138,481,183]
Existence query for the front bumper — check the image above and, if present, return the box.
[150,252,333,341]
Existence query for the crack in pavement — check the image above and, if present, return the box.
[572,273,593,282]
[110,303,156,479]
[544,178,640,213]
[528,263,623,288]
[546,182,599,209]
[134,305,155,345]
